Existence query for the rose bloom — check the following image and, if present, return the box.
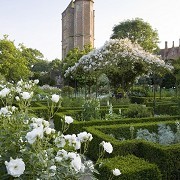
[21,92,31,100]
[5,157,25,177]
[0,87,10,97]
[51,94,60,103]
[25,126,44,144]
[15,96,20,101]
[113,168,121,176]
[65,116,74,124]
[34,79,39,84]
[0,107,9,115]
[101,141,113,154]
[70,154,82,172]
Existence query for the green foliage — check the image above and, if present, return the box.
[20,44,44,68]
[61,96,85,108]
[96,155,162,180]
[82,99,101,121]
[61,86,74,97]
[129,86,148,97]
[85,123,180,179]
[123,104,152,118]
[111,18,159,53]
[0,35,31,82]
[62,45,93,87]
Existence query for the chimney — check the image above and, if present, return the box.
[172,41,174,48]
[165,41,168,49]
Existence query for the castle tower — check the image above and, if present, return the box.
[62,0,94,59]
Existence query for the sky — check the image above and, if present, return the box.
[0,0,180,61]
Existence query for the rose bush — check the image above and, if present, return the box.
[0,79,120,179]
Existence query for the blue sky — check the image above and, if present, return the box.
[0,0,180,60]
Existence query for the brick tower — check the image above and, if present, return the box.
[62,0,94,59]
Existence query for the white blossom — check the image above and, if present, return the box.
[0,107,9,115]
[68,153,82,172]
[54,135,66,148]
[34,79,39,84]
[21,92,31,100]
[113,168,121,176]
[77,132,93,142]
[15,96,20,101]
[44,127,52,135]
[101,141,113,154]
[5,158,25,177]
[25,126,44,144]
[65,115,74,124]
[0,88,10,97]
[51,94,60,103]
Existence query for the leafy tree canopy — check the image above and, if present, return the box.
[20,44,44,68]
[0,35,30,82]
[62,44,93,87]
[111,18,159,53]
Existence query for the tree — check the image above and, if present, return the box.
[63,44,93,91]
[20,44,44,68]
[172,58,180,96]
[111,18,159,53]
[0,35,30,82]
[65,39,172,97]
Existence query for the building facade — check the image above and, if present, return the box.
[62,0,95,59]
[159,40,180,61]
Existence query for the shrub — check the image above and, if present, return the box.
[82,99,101,121]
[129,86,148,97]
[96,155,162,180]
[61,96,85,107]
[123,104,152,118]
[61,86,74,97]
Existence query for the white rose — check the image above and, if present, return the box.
[44,127,52,135]
[101,141,113,154]
[34,79,39,84]
[21,92,31,100]
[65,115,74,124]
[5,157,25,177]
[51,94,60,103]
[0,88,10,97]
[15,96,20,101]
[113,168,121,176]
[71,154,82,172]
[50,165,56,171]
[26,126,44,144]
[0,107,9,115]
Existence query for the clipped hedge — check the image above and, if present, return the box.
[85,125,180,179]
[53,114,180,134]
[137,142,180,180]
[96,155,162,180]
[97,121,177,140]
[155,104,179,115]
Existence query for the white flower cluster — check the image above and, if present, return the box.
[26,118,56,144]
[0,80,122,179]
[65,38,173,77]
[54,131,93,150]
[15,79,39,100]
[0,106,17,116]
